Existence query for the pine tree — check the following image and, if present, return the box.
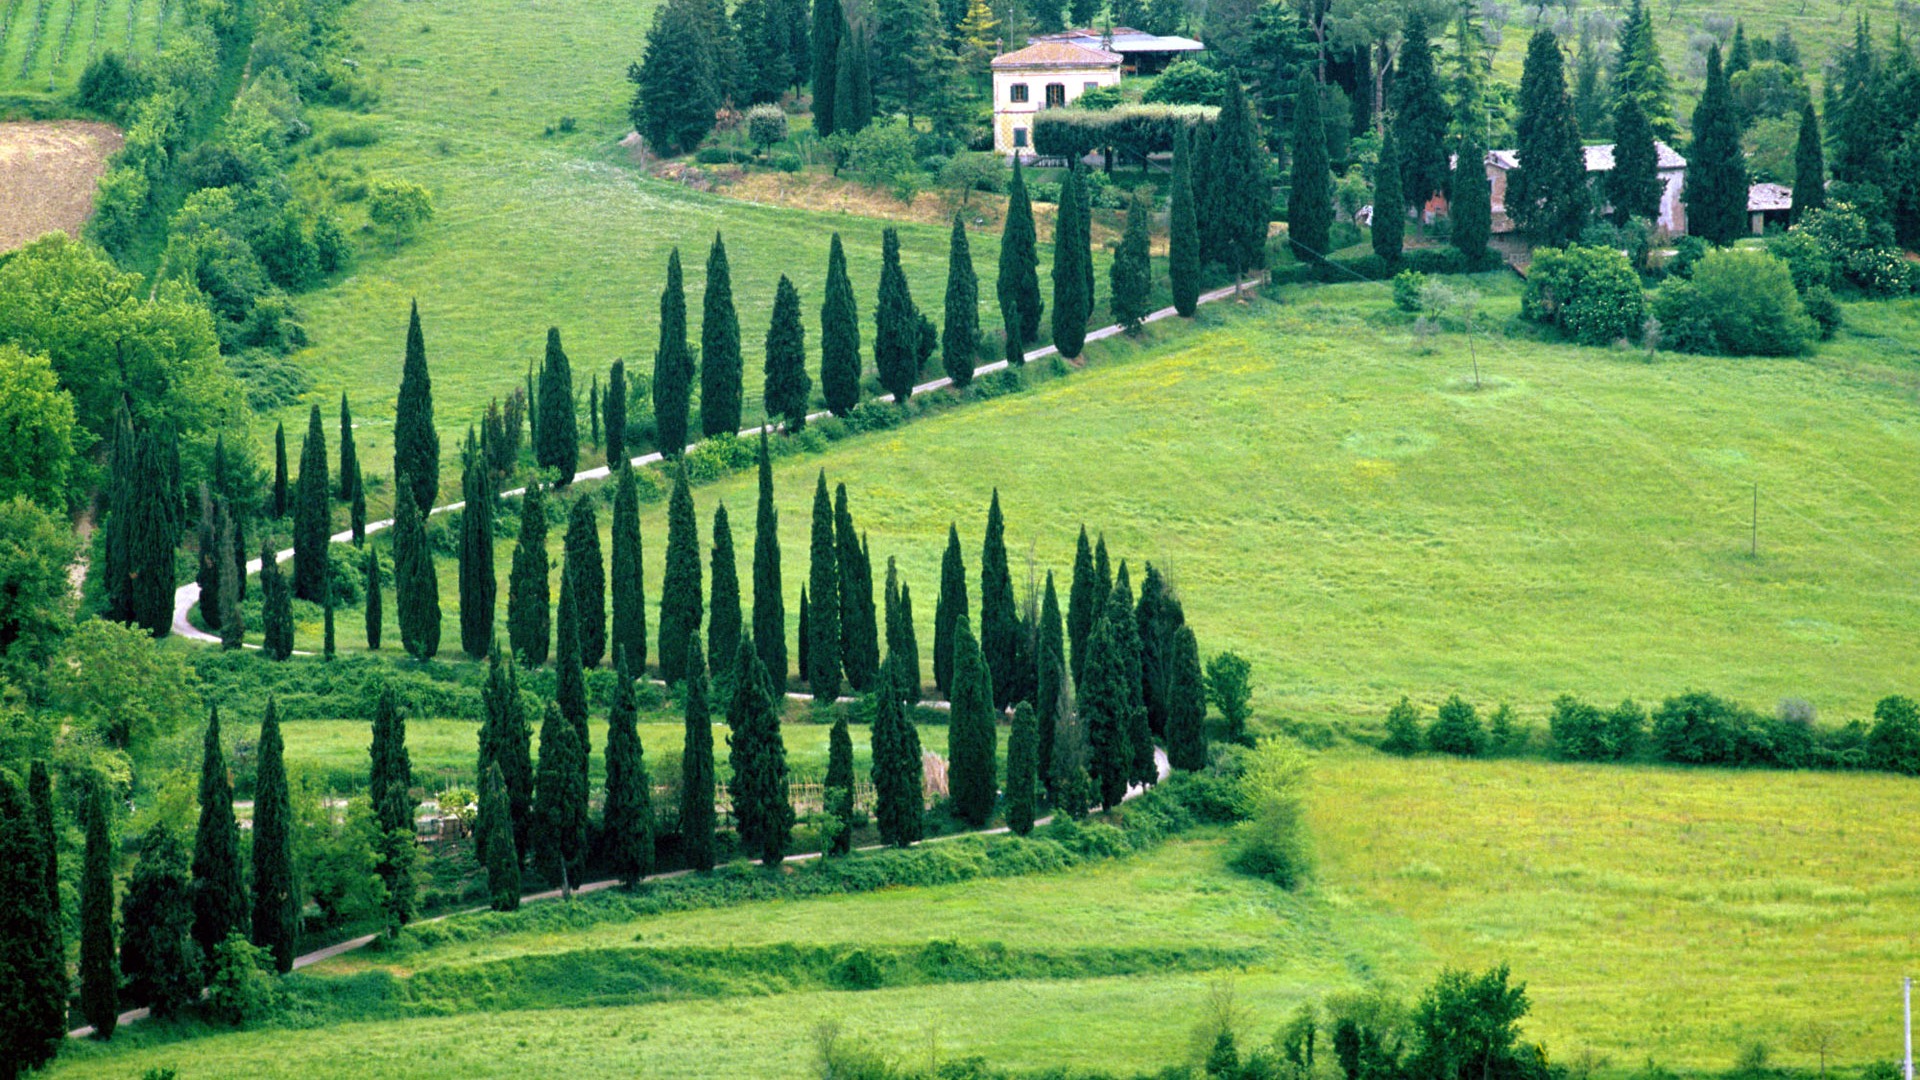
[679,636,716,871]
[1688,46,1747,245]
[824,714,854,854]
[833,26,874,135]
[350,460,368,546]
[976,490,1018,709]
[459,441,497,659]
[1510,28,1590,246]
[1004,701,1038,836]
[393,484,441,661]
[477,761,521,911]
[533,701,587,895]
[338,394,358,502]
[764,275,812,430]
[192,708,247,960]
[118,822,198,1018]
[932,524,966,696]
[611,465,648,675]
[834,485,877,692]
[1035,570,1064,791]
[479,644,534,860]
[394,299,440,514]
[1051,165,1093,358]
[870,662,924,846]
[946,614,997,827]
[708,503,742,686]
[701,233,745,437]
[821,234,862,417]
[807,472,842,699]
[1451,121,1493,264]
[1110,188,1153,331]
[1394,9,1450,209]
[508,482,551,665]
[1607,94,1661,224]
[654,249,695,457]
[1168,127,1201,316]
[1612,0,1677,143]
[726,636,792,864]
[999,157,1044,348]
[536,327,579,483]
[1067,526,1096,686]
[555,574,590,781]
[811,0,843,135]
[1165,623,1208,771]
[272,421,289,519]
[260,542,293,660]
[603,651,655,886]
[1289,68,1333,263]
[564,497,606,668]
[659,466,704,683]
[1080,605,1132,810]
[752,433,787,685]
[1792,101,1825,223]
[363,546,382,651]
[605,359,628,466]
[1372,121,1405,260]
[80,773,118,1038]
[940,214,980,385]
[1216,80,1270,280]
[251,700,296,971]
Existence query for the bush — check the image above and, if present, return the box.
[1030,104,1217,165]
[1650,279,1718,353]
[1380,696,1422,755]
[1764,229,1835,293]
[205,933,282,1026]
[768,152,803,173]
[693,146,749,164]
[1425,694,1483,757]
[1669,234,1708,278]
[1143,60,1229,106]
[845,120,918,190]
[1868,695,1920,775]
[365,177,434,241]
[1685,248,1814,356]
[1203,651,1252,744]
[1802,284,1842,340]
[1391,270,1427,312]
[1795,204,1917,295]
[1521,244,1647,346]
[1226,737,1311,888]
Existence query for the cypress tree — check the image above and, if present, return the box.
[752,432,787,685]
[589,374,600,450]
[197,488,221,632]
[508,482,551,665]
[323,580,336,659]
[870,661,923,846]
[602,650,655,886]
[941,214,980,386]
[1510,27,1590,246]
[80,773,118,1038]
[477,761,521,911]
[363,546,383,651]
[393,484,441,661]
[708,503,742,684]
[260,542,293,661]
[820,233,862,417]
[1067,527,1096,687]
[394,300,440,514]
[526,365,539,448]
[611,465,648,675]
[369,687,415,838]
[1169,125,1201,316]
[1135,563,1172,736]
[1688,46,1747,245]
[0,770,60,1074]
[1394,10,1449,210]
[1216,79,1269,281]
[1372,121,1405,260]
[1004,701,1038,836]
[978,490,1018,709]
[118,822,198,1018]
[807,472,842,699]
[834,485,877,692]
[659,466,704,683]
[998,157,1043,347]
[192,707,246,959]
[459,442,497,659]
[1111,187,1153,332]
[555,574,590,777]
[1791,101,1825,224]
[350,460,367,546]
[1050,165,1092,358]
[764,275,812,430]
[797,586,811,682]
[1727,21,1750,76]
[1607,94,1661,224]
[811,0,843,135]
[536,327,579,484]
[1035,570,1064,791]
[605,359,628,466]
[824,715,854,855]
[701,233,745,437]
[653,250,695,456]
[479,643,534,860]
[874,227,917,403]
[1094,534,1111,608]
[339,393,358,502]
[219,509,245,649]
[932,524,966,696]
[1165,623,1208,771]
[833,26,873,135]
[679,636,716,871]
[896,582,921,703]
[1451,121,1493,265]
[532,702,587,895]
[946,614,997,827]
[1080,607,1131,810]
[1289,68,1333,263]
[727,635,792,865]
[272,421,289,519]
[1194,111,1226,266]
[251,700,296,971]
[1110,565,1154,787]
[1612,0,1677,143]
[564,496,606,668]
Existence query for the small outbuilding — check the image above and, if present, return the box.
[1747,182,1793,234]
[989,41,1122,156]
[1028,27,1206,74]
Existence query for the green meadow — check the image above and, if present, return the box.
[0,0,178,102]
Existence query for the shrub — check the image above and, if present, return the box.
[1030,105,1217,165]
[1764,229,1835,293]
[365,177,434,241]
[1521,244,1647,346]
[1391,270,1426,312]
[1227,737,1312,888]
[1669,234,1708,278]
[769,152,803,173]
[1687,248,1814,356]
[1203,651,1253,744]
[205,933,282,1026]
[1143,60,1229,106]
[1796,204,1916,295]
[1380,696,1422,755]
[1802,284,1842,340]
[829,947,885,989]
[1425,694,1482,757]
[846,120,917,190]
[693,146,748,164]
[1868,695,1920,775]
[1650,690,1747,765]
[1650,279,1719,353]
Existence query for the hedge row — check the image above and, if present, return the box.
[1031,104,1218,163]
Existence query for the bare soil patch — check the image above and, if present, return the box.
[0,120,123,252]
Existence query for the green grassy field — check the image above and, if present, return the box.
[0,0,172,100]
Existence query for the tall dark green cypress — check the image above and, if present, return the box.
[870,662,923,846]
[323,576,337,659]
[479,644,534,860]
[1509,27,1589,246]
[653,249,695,456]
[1135,563,1171,736]
[251,700,296,971]
[611,465,647,674]
[833,26,874,134]
[394,300,439,514]
[0,768,63,1074]
[1288,68,1333,263]
[588,375,600,450]
[260,542,293,660]
[477,761,520,911]
[810,0,842,135]
[659,466,704,683]
[946,614,997,827]
[219,507,244,648]
[1372,121,1405,260]
[350,460,367,546]
[978,490,1017,709]
[708,503,742,684]
[797,587,811,684]
[393,484,441,661]
[1451,122,1493,264]
[604,359,628,466]
[824,715,854,854]
[508,482,551,665]
[272,421,289,519]
[1110,188,1153,331]
[80,773,118,1038]
[1094,534,1111,610]
[679,636,716,871]
[1169,125,1201,316]
[1004,701,1038,836]
[1081,606,1131,810]
[1067,527,1096,687]
[752,432,787,685]
[363,546,382,651]
[1035,570,1064,791]
[293,405,329,602]
[726,635,792,865]
[369,687,415,839]
[338,393,358,502]
[555,574,590,783]
[1688,45,1747,245]
[192,708,247,960]
[764,275,812,430]
[1607,94,1661,224]
[1165,623,1208,771]
[459,440,497,659]
[1051,165,1092,358]
[701,233,745,437]
[1216,79,1270,280]
[602,650,654,886]
[1394,9,1450,209]
[110,427,174,637]
[197,491,222,634]
[564,496,606,668]
[820,233,862,417]
[998,156,1043,348]
[536,327,579,484]
[1791,101,1825,224]
[874,227,917,402]
[834,485,877,692]
[118,822,198,1018]
[807,472,842,699]
[896,582,920,703]
[532,701,587,895]
[1110,565,1154,788]
[932,524,966,696]
[941,214,980,386]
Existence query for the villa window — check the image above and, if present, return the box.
[1045,83,1066,108]
[1009,83,1029,103]
[1014,127,1029,148]
[1084,81,1098,92]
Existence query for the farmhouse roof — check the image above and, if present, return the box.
[1475,141,1686,173]
[1030,28,1206,54]
[991,41,1123,69]
[1748,181,1793,211]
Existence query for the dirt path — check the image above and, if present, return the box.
[0,120,123,252]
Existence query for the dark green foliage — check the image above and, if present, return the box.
[1215,80,1269,277]
[998,157,1043,349]
[119,823,200,1018]
[197,493,223,635]
[726,636,792,865]
[1289,68,1333,262]
[1005,702,1039,836]
[1393,10,1450,208]
[480,645,535,858]
[1372,122,1405,261]
[1510,28,1590,246]
[883,558,921,703]
[1869,695,1920,775]
[932,524,966,696]
[1169,127,1201,316]
[821,234,862,417]
[810,0,842,135]
[81,774,118,1038]
[508,482,551,665]
[1381,696,1423,755]
[807,473,842,699]
[369,692,417,927]
[659,467,704,684]
[1612,0,1677,142]
[1,767,62,1071]
[611,467,647,675]
[1521,244,1648,346]
[604,360,628,466]
[874,227,918,403]
[394,300,439,514]
[1067,526,1096,686]
[1165,624,1209,770]
[832,28,873,135]
[763,275,811,430]
[1606,94,1661,225]
[459,444,497,659]
[797,587,811,685]
[106,420,176,636]
[219,507,245,649]
[478,761,521,911]
[1427,694,1484,756]
[192,707,247,961]
[871,663,924,847]
[1110,189,1153,331]
[629,0,732,153]
[708,504,742,684]
[1050,166,1092,358]
[324,583,337,659]
[834,486,878,691]
[1134,563,1181,737]
[251,701,296,971]
[1035,571,1064,792]
[978,490,1018,709]
[392,484,441,661]
[564,497,606,668]
[941,214,980,385]
[679,637,717,871]
[273,421,288,519]
[1688,47,1747,245]
[554,574,590,792]
[946,614,997,827]
[653,249,694,456]
[350,460,367,546]
[1082,582,1139,809]
[293,405,329,602]
[533,701,588,892]
[1792,101,1825,223]
[589,376,600,449]
[603,652,655,886]
[260,542,294,660]
[1111,567,1154,788]
[824,716,854,855]
[751,433,787,685]
[338,394,358,501]
[363,546,382,651]
[1407,965,1535,1080]
[1450,123,1493,264]
[701,233,744,437]
[536,327,579,483]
